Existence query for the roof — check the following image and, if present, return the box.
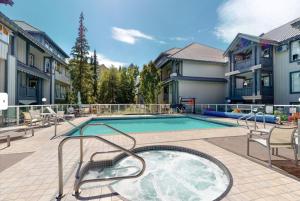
[13,20,69,58]
[154,43,227,68]
[261,18,300,42]
[0,12,67,65]
[14,20,41,32]
[169,43,227,63]
[224,33,278,56]
[164,48,181,55]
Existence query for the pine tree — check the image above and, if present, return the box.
[140,61,161,104]
[92,50,98,98]
[69,12,94,103]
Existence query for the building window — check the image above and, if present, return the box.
[28,79,37,88]
[29,53,35,67]
[20,72,26,87]
[44,58,51,73]
[290,71,300,93]
[291,40,300,62]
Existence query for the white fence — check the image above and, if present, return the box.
[0,103,300,127]
[0,104,172,126]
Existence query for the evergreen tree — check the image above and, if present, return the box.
[69,12,94,103]
[92,50,98,98]
[98,67,120,103]
[139,61,161,104]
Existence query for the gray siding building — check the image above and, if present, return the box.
[0,12,70,105]
[154,43,228,104]
[225,18,300,104]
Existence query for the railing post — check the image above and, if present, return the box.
[215,104,218,112]
[225,104,228,113]
[80,128,83,163]
[16,107,19,126]
[118,104,120,114]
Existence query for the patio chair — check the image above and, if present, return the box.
[247,126,298,167]
[80,107,90,116]
[23,111,42,126]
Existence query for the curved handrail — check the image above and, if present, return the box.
[237,112,253,127]
[80,123,136,161]
[57,135,145,199]
[245,112,266,130]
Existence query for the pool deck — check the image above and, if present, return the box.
[1,115,300,201]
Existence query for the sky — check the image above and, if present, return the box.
[1,0,300,67]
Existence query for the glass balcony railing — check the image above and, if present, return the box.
[234,87,253,97]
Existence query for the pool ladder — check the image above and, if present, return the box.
[237,112,266,130]
[56,123,146,200]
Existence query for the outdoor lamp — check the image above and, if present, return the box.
[42,97,47,103]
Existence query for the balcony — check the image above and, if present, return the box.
[234,57,272,71]
[234,87,253,97]
[234,59,254,71]
[18,86,37,99]
[55,71,71,85]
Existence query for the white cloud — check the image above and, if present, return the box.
[170,36,190,41]
[158,40,167,44]
[215,0,300,43]
[112,27,154,44]
[89,51,126,67]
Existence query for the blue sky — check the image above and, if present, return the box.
[2,0,300,67]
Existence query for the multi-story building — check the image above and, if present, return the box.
[225,18,300,104]
[154,43,228,104]
[0,12,70,105]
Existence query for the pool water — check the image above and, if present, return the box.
[83,150,230,201]
[70,117,229,136]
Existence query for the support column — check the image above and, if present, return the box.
[25,42,30,65]
[256,69,261,96]
[252,70,256,103]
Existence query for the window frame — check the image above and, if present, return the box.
[290,70,300,94]
[29,53,35,67]
[290,39,300,63]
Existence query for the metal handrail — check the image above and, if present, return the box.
[57,135,145,199]
[237,112,253,126]
[80,123,136,161]
[245,112,266,130]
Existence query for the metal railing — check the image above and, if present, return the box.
[1,103,300,127]
[57,123,145,199]
[0,104,173,127]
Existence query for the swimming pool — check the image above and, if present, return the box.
[68,116,233,136]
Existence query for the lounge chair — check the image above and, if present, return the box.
[0,125,34,147]
[247,126,298,167]
[46,107,75,121]
[80,107,90,116]
[23,111,42,126]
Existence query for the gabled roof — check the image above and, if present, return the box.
[14,20,69,58]
[14,20,41,32]
[165,48,181,55]
[169,43,226,63]
[261,17,300,42]
[224,33,278,56]
[155,43,227,67]
[225,17,300,56]
[0,12,67,65]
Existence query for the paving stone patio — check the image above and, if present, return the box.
[1,115,300,201]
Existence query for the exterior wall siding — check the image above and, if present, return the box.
[7,55,16,105]
[0,59,5,92]
[29,45,44,70]
[273,47,300,104]
[182,60,226,78]
[16,37,26,63]
[178,80,226,104]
